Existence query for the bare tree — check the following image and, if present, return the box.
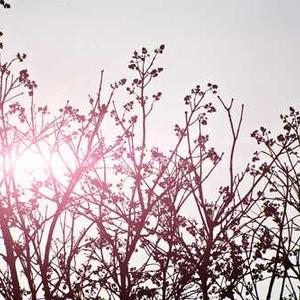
[247,107,300,300]
[0,37,299,300]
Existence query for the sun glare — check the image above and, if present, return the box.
[14,150,48,184]
[14,147,69,185]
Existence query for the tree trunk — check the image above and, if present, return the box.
[0,218,22,300]
[120,262,130,300]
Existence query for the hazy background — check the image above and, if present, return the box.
[1,0,299,153]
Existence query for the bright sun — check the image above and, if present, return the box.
[14,147,68,185]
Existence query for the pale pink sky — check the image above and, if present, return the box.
[1,0,299,148]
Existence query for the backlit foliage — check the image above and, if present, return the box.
[0,35,299,299]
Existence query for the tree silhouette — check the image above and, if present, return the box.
[0,36,299,300]
[0,0,10,9]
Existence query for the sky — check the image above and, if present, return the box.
[1,0,299,153]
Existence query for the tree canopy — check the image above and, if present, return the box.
[0,5,300,300]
